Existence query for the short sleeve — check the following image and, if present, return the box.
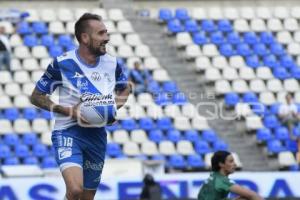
[35,58,62,94]
[216,177,234,193]
[115,61,128,92]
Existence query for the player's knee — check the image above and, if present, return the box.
[67,185,83,199]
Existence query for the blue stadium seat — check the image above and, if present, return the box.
[290,67,300,79]
[24,156,39,165]
[184,130,199,143]
[4,108,19,121]
[192,32,208,45]
[121,118,137,131]
[135,155,147,161]
[173,92,187,105]
[175,8,189,21]
[156,117,173,131]
[42,156,57,168]
[217,19,232,32]
[273,67,290,80]
[253,43,268,56]
[167,19,184,33]
[210,31,224,45]
[0,145,11,158]
[151,154,165,162]
[159,8,173,22]
[213,140,229,151]
[162,81,178,93]
[22,133,38,146]
[263,55,280,68]
[58,35,73,47]
[251,104,267,116]
[184,19,198,32]
[167,129,181,142]
[242,92,258,103]
[219,44,235,57]
[106,123,120,132]
[15,144,30,158]
[32,144,49,158]
[187,154,205,168]
[225,92,239,107]
[202,130,218,143]
[41,34,55,47]
[147,81,161,94]
[269,103,281,115]
[256,128,273,143]
[23,107,38,120]
[226,32,241,45]
[49,46,63,57]
[236,43,252,56]
[17,21,31,35]
[243,32,259,45]
[260,32,275,44]
[201,20,216,32]
[168,154,186,169]
[139,117,155,131]
[106,143,122,157]
[3,134,20,146]
[275,127,290,141]
[263,115,280,129]
[280,55,295,69]
[293,125,300,138]
[270,43,285,56]
[155,92,171,106]
[289,165,299,171]
[267,140,285,154]
[148,129,164,143]
[66,44,77,51]
[195,140,211,154]
[285,140,298,153]
[40,110,53,120]
[23,35,38,47]
[246,55,260,68]
[32,22,48,34]
[4,157,20,165]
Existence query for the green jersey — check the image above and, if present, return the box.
[197,172,235,200]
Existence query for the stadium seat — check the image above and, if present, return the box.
[49,46,63,57]
[4,108,20,121]
[167,19,184,33]
[32,22,48,34]
[267,140,286,154]
[173,92,187,105]
[123,142,140,156]
[156,117,173,131]
[184,130,199,143]
[285,140,298,153]
[184,19,198,32]
[121,118,137,131]
[263,115,280,129]
[202,130,218,143]
[107,143,123,157]
[275,127,290,141]
[243,32,259,45]
[15,144,30,158]
[22,133,38,146]
[0,144,11,158]
[256,128,273,143]
[17,21,31,35]
[236,43,252,56]
[148,129,164,143]
[192,32,208,45]
[168,155,186,169]
[218,19,232,32]
[177,140,195,155]
[162,81,178,93]
[213,140,229,151]
[201,19,216,32]
[23,107,38,120]
[210,31,224,45]
[41,156,57,168]
[273,67,290,80]
[33,144,49,158]
[4,157,20,165]
[131,130,148,144]
[175,8,189,21]
[167,129,181,142]
[139,117,155,131]
[246,55,260,68]
[24,157,39,165]
[187,154,205,168]
[278,151,297,168]
[23,35,38,47]
[219,44,235,57]
[253,43,268,56]
[158,8,173,22]
[3,134,19,147]
[242,92,258,103]
[58,35,74,47]
[113,130,130,144]
[141,142,158,156]
[195,140,211,154]
[41,35,55,47]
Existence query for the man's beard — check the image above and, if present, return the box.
[88,41,106,57]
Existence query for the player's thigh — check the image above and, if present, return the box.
[81,189,97,200]
[62,166,83,191]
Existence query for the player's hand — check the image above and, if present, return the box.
[72,103,89,125]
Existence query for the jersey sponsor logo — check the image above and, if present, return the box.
[83,160,104,171]
[73,72,85,79]
[81,93,114,106]
[58,147,72,160]
[104,72,112,82]
[91,72,102,81]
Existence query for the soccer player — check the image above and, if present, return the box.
[30,13,130,200]
[198,151,264,200]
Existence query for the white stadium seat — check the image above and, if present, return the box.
[215,80,231,95]
[177,141,195,155]
[259,92,276,105]
[195,56,211,72]
[14,119,31,133]
[212,56,229,69]
[22,82,35,96]
[91,8,108,20]
[208,7,223,20]
[109,33,125,46]
[108,9,125,21]
[235,103,253,118]
[117,20,134,34]
[164,105,182,119]
[117,45,134,58]
[256,7,272,19]
[153,69,170,82]
[245,115,263,131]
[134,45,152,58]
[13,95,31,108]
[123,142,140,156]
[239,67,256,80]
[13,70,31,84]
[284,79,299,92]
[291,7,300,19]
[32,118,50,133]
[32,46,49,59]
[174,116,191,131]
[75,8,90,20]
[49,21,66,34]
[267,79,283,93]
[283,18,298,31]
[202,44,219,57]
[240,7,256,20]
[5,83,21,97]
[249,79,266,93]
[229,56,246,69]
[113,130,130,144]
[176,32,193,48]
[0,120,13,134]
[191,8,207,20]
[58,9,74,22]
[256,67,273,80]
[205,68,221,82]
[40,9,57,22]
[185,44,202,60]
[276,31,293,44]
[9,34,23,47]
[144,57,161,70]
[278,152,297,168]
[267,19,283,32]
[222,68,239,81]
[141,142,158,156]
[223,7,239,20]
[22,58,39,71]
[0,96,13,109]
[181,103,197,119]
[146,104,164,119]
[234,19,250,32]
[192,115,210,131]
[14,46,31,59]
[273,7,289,19]
[0,71,13,84]
[125,33,143,47]
[250,19,267,32]
[232,79,249,94]
[159,141,176,155]
[131,129,148,144]
[137,93,154,107]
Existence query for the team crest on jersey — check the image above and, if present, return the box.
[91,72,102,81]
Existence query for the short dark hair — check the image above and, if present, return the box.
[211,151,231,172]
[74,13,102,43]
